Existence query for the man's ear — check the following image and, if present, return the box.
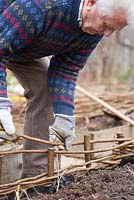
[86,0,96,11]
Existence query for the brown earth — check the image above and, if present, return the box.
[29,111,133,200]
[76,112,123,132]
[11,90,134,200]
[30,163,134,200]
[13,109,133,200]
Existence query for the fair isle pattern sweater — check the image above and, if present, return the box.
[0,0,102,115]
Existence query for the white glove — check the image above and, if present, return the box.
[0,109,15,135]
[49,115,76,151]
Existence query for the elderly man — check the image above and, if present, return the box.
[0,0,133,197]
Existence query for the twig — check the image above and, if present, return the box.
[22,135,83,146]
[55,140,134,154]
[127,166,134,175]
[16,185,20,200]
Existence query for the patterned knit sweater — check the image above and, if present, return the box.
[0,0,102,116]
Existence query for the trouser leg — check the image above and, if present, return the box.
[7,58,54,177]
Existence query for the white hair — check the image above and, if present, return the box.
[96,0,134,24]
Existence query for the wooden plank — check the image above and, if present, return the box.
[0,144,22,184]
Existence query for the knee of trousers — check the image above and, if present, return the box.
[24,76,51,105]
[7,57,52,104]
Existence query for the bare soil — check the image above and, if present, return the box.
[29,111,133,200]
[30,163,134,200]
[11,89,134,200]
[76,112,123,132]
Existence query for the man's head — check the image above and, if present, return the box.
[82,0,133,37]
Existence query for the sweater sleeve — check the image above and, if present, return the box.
[48,45,99,116]
[0,0,43,97]
[0,0,15,14]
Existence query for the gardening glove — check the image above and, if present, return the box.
[0,98,16,136]
[49,115,76,151]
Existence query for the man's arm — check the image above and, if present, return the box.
[0,0,44,134]
[48,43,101,149]
[0,0,44,97]
[48,46,99,116]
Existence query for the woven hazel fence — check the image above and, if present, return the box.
[0,130,134,196]
[1,85,134,196]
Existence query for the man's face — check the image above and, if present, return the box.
[82,3,128,37]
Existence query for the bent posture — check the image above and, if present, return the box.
[0,0,133,194]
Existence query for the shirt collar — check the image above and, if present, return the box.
[77,0,85,27]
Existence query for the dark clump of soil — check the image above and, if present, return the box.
[31,163,134,200]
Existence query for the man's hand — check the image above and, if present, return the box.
[49,115,76,151]
[0,109,15,135]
